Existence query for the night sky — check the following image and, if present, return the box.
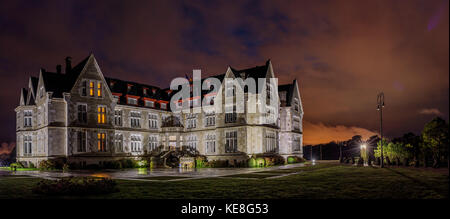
[0,0,448,152]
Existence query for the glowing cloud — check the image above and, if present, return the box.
[0,142,15,155]
[303,121,378,145]
[418,108,442,116]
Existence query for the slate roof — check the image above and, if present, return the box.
[278,80,296,107]
[21,55,295,110]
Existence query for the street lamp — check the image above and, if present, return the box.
[377,92,385,168]
[360,144,367,150]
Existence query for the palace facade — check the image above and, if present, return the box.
[15,54,304,167]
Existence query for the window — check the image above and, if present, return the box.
[114,133,123,152]
[89,81,94,97]
[149,135,158,151]
[186,114,197,129]
[186,135,197,150]
[293,117,300,131]
[131,135,142,152]
[160,103,167,109]
[293,136,301,152]
[97,132,106,152]
[77,131,86,152]
[97,82,102,97]
[225,131,238,153]
[265,132,277,153]
[145,100,154,107]
[23,135,32,155]
[130,111,141,128]
[225,106,236,123]
[128,97,137,105]
[205,134,216,154]
[81,81,87,96]
[148,113,158,129]
[24,110,32,127]
[77,104,87,123]
[97,106,106,124]
[114,110,122,126]
[204,113,215,127]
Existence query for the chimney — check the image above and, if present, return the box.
[65,56,72,73]
[56,65,62,74]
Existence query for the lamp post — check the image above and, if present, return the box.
[360,143,367,165]
[377,92,385,168]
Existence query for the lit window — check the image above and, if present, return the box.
[89,81,94,97]
[97,106,106,124]
[97,82,102,97]
[160,103,167,109]
[97,132,106,152]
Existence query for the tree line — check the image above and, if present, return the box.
[303,117,449,168]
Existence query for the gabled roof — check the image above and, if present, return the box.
[278,80,296,107]
[20,55,294,111]
[20,88,28,106]
[230,60,270,80]
[30,77,38,95]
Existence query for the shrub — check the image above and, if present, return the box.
[10,162,24,169]
[205,160,228,168]
[32,176,119,196]
[248,157,257,167]
[29,162,36,168]
[62,163,70,172]
[38,160,57,170]
[119,159,135,169]
[287,156,305,164]
[136,160,148,168]
[195,157,207,168]
[255,158,265,167]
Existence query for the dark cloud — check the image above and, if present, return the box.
[0,0,448,143]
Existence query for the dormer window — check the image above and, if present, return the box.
[128,97,137,105]
[97,82,102,97]
[127,84,133,92]
[143,88,148,96]
[145,100,154,107]
[81,81,87,96]
[89,82,94,97]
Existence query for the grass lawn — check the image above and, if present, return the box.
[134,176,192,180]
[0,166,38,171]
[0,164,448,199]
